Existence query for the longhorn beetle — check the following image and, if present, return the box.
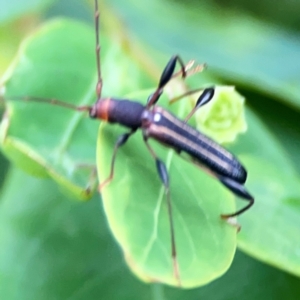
[3,0,254,286]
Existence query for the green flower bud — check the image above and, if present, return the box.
[194,86,247,144]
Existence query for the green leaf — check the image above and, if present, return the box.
[1,19,98,199]
[238,155,300,276]
[229,109,300,277]
[0,22,34,75]
[97,91,237,288]
[165,250,300,299]
[1,169,299,299]
[0,19,152,199]
[0,167,153,299]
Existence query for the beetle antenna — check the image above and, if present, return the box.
[94,0,102,99]
[3,96,91,112]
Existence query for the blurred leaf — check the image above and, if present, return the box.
[238,155,300,276]
[1,170,299,299]
[0,18,39,75]
[1,19,98,199]
[230,108,296,172]
[204,0,300,32]
[229,109,300,277]
[165,250,300,300]
[108,0,300,110]
[0,168,153,299]
[244,90,300,175]
[0,152,9,189]
[1,19,152,199]
[0,0,56,23]
[45,0,93,22]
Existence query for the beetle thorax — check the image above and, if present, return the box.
[89,98,110,121]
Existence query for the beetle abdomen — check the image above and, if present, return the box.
[143,107,247,183]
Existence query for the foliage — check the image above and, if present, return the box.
[0,0,300,298]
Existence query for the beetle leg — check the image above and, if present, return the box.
[177,154,253,226]
[147,55,186,108]
[143,138,181,287]
[147,56,206,109]
[184,87,215,122]
[218,176,254,219]
[171,61,206,80]
[169,87,215,123]
[98,129,136,192]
